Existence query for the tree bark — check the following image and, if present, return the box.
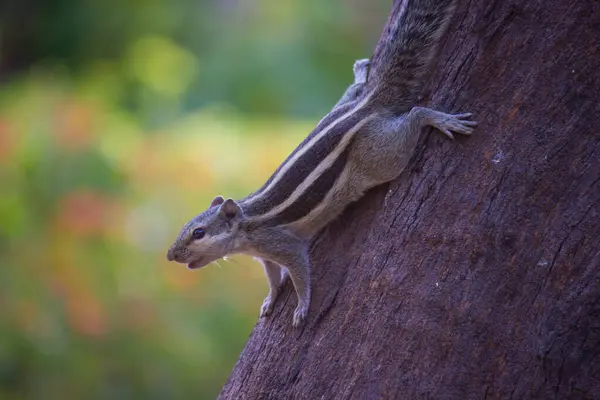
[220,0,600,399]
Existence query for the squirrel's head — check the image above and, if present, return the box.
[166,196,244,269]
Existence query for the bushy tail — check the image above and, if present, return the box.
[367,0,458,112]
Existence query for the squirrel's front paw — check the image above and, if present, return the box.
[260,293,277,318]
[292,302,308,328]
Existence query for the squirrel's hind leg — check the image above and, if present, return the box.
[347,107,477,187]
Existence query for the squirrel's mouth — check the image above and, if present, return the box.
[187,260,206,269]
[187,257,214,270]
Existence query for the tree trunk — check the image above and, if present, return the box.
[220,0,600,398]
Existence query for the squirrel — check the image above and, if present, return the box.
[166,0,476,328]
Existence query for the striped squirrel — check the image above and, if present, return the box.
[166,0,476,327]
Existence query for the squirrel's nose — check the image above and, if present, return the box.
[166,248,175,261]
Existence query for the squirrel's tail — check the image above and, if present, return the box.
[367,0,458,113]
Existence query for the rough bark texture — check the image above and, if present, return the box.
[220,0,600,399]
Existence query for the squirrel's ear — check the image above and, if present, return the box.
[210,195,225,208]
[219,199,241,220]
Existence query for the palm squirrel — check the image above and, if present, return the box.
[166,0,476,327]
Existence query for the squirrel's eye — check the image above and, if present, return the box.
[192,228,205,240]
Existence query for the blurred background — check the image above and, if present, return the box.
[0,0,389,398]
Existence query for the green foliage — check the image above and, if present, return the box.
[0,0,389,398]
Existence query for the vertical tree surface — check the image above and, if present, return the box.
[220,0,600,398]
